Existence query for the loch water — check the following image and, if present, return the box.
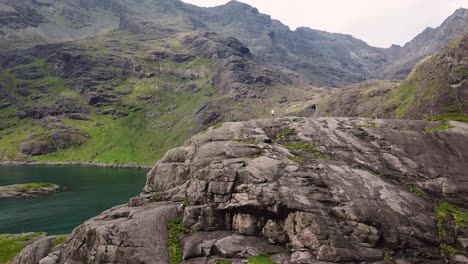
[0,165,145,234]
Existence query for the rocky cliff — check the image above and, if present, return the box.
[14,117,468,263]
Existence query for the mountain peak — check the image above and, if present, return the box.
[454,7,468,15]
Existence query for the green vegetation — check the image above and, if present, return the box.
[0,31,301,166]
[283,142,330,162]
[276,128,295,141]
[424,124,455,133]
[358,123,378,129]
[0,232,45,264]
[435,200,468,238]
[451,66,468,77]
[288,155,304,163]
[216,259,233,264]
[213,122,224,129]
[247,255,274,264]
[440,243,460,256]
[0,44,225,166]
[282,142,314,152]
[406,184,426,197]
[53,235,67,249]
[183,196,190,207]
[383,77,418,118]
[383,252,394,261]
[427,113,468,123]
[20,183,55,190]
[168,217,193,264]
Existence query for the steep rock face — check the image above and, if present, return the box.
[22,117,468,264]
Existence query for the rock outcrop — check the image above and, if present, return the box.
[13,236,56,264]
[14,117,468,263]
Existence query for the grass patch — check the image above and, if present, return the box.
[183,196,190,207]
[247,255,274,264]
[213,122,224,129]
[358,123,378,129]
[424,124,455,133]
[435,200,468,238]
[288,155,304,163]
[440,243,460,256]
[0,232,45,264]
[384,78,418,118]
[53,235,67,249]
[282,142,314,152]
[276,128,295,141]
[20,183,55,190]
[168,217,193,264]
[283,142,330,162]
[406,184,426,197]
[216,259,233,264]
[383,252,394,261]
[427,113,468,123]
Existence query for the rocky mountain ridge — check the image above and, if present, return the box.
[1,0,467,86]
[315,34,468,120]
[13,117,468,263]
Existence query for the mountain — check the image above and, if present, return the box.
[316,34,468,120]
[379,8,468,79]
[0,0,467,165]
[13,117,468,263]
[1,0,467,86]
[0,28,320,164]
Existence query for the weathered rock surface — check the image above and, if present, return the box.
[0,183,64,200]
[15,117,468,263]
[13,236,56,264]
[41,202,180,264]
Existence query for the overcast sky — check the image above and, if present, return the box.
[181,0,468,48]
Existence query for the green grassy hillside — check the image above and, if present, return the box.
[0,31,319,165]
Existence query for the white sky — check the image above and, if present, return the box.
[181,0,468,48]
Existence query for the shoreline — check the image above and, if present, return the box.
[0,161,152,170]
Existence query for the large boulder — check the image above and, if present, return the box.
[18,117,468,264]
[13,236,56,264]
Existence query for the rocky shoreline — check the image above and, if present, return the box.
[0,183,65,200]
[0,161,151,170]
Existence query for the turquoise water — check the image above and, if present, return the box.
[0,165,146,235]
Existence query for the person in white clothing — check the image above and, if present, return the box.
[271,109,275,117]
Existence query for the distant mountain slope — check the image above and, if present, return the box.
[379,8,468,79]
[317,35,468,120]
[0,29,321,164]
[1,0,466,87]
